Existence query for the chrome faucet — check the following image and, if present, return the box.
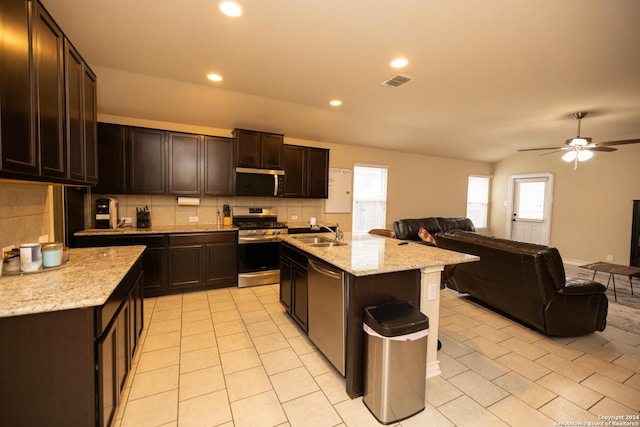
[312,223,344,241]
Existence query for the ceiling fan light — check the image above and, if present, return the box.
[577,150,594,161]
[569,137,589,147]
[562,150,577,162]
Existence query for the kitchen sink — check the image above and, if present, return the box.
[292,235,347,247]
[308,241,348,247]
[292,236,333,244]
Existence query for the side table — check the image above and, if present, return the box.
[579,261,639,302]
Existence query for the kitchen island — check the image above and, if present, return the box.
[280,232,478,398]
[0,246,145,427]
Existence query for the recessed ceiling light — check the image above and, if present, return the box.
[207,73,223,82]
[390,57,408,68]
[219,1,242,17]
[329,100,342,107]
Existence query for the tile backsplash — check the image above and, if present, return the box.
[0,181,52,251]
[91,194,327,228]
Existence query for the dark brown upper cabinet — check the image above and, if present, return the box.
[305,147,329,198]
[168,132,202,195]
[33,2,65,179]
[233,128,284,169]
[0,0,97,185]
[283,145,305,197]
[1,0,37,176]
[96,123,127,194]
[283,144,329,198]
[128,127,167,194]
[65,40,97,184]
[96,123,234,197]
[83,65,98,183]
[204,136,234,196]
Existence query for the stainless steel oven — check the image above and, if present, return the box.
[234,207,287,287]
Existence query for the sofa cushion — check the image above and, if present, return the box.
[418,227,437,245]
[393,217,442,241]
[436,217,476,233]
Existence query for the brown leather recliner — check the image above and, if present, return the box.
[436,230,608,336]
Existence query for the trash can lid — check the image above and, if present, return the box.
[364,300,428,337]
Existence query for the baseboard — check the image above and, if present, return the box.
[562,258,590,267]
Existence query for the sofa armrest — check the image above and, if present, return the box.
[559,278,606,295]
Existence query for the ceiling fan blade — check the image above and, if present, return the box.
[518,147,564,152]
[588,146,617,152]
[592,139,640,147]
[540,149,566,157]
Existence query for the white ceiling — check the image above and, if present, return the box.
[41,0,640,163]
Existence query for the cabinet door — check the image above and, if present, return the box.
[128,127,167,194]
[261,132,284,169]
[283,145,305,197]
[116,300,130,394]
[234,129,261,168]
[97,318,118,427]
[279,257,293,312]
[204,241,237,288]
[204,136,233,196]
[292,263,308,331]
[142,246,167,296]
[1,0,37,176]
[65,41,85,182]
[168,245,203,288]
[84,66,98,183]
[168,132,202,195]
[305,148,329,198]
[96,123,127,193]
[33,3,65,179]
[130,271,144,356]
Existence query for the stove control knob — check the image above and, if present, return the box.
[260,230,267,235]
[274,230,280,235]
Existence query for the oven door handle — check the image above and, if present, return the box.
[238,236,282,243]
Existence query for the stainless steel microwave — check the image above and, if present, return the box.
[235,167,285,197]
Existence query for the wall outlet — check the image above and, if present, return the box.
[189,216,199,223]
[291,215,299,221]
[3,246,14,253]
[428,283,438,301]
[606,254,614,262]
[38,235,49,243]
[121,217,132,225]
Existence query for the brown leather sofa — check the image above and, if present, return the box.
[436,230,608,336]
[393,217,475,244]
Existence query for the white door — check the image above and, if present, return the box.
[507,173,553,245]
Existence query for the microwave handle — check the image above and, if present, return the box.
[273,174,279,196]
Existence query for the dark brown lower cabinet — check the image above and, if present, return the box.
[168,232,237,291]
[0,257,143,427]
[75,234,167,297]
[279,243,309,331]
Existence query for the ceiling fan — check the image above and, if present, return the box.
[518,112,640,169]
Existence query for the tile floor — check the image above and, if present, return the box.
[112,283,640,427]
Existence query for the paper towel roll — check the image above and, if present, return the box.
[177,197,200,206]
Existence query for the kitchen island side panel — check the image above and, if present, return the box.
[344,269,421,398]
[0,308,96,427]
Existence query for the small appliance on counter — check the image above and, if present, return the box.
[136,206,151,228]
[223,204,232,226]
[95,198,118,229]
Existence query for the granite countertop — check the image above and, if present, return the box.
[75,224,238,236]
[0,246,145,318]
[280,232,479,276]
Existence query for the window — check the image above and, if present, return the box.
[351,165,388,234]
[466,175,490,228]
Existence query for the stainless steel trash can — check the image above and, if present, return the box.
[363,301,429,424]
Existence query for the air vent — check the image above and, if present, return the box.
[381,74,413,87]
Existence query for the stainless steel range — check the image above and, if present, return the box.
[233,207,288,288]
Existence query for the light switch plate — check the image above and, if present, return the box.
[189,216,199,223]
[121,217,132,224]
[428,284,437,300]
[38,235,49,243]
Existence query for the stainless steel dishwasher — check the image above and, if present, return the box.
[307,258,346,375]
